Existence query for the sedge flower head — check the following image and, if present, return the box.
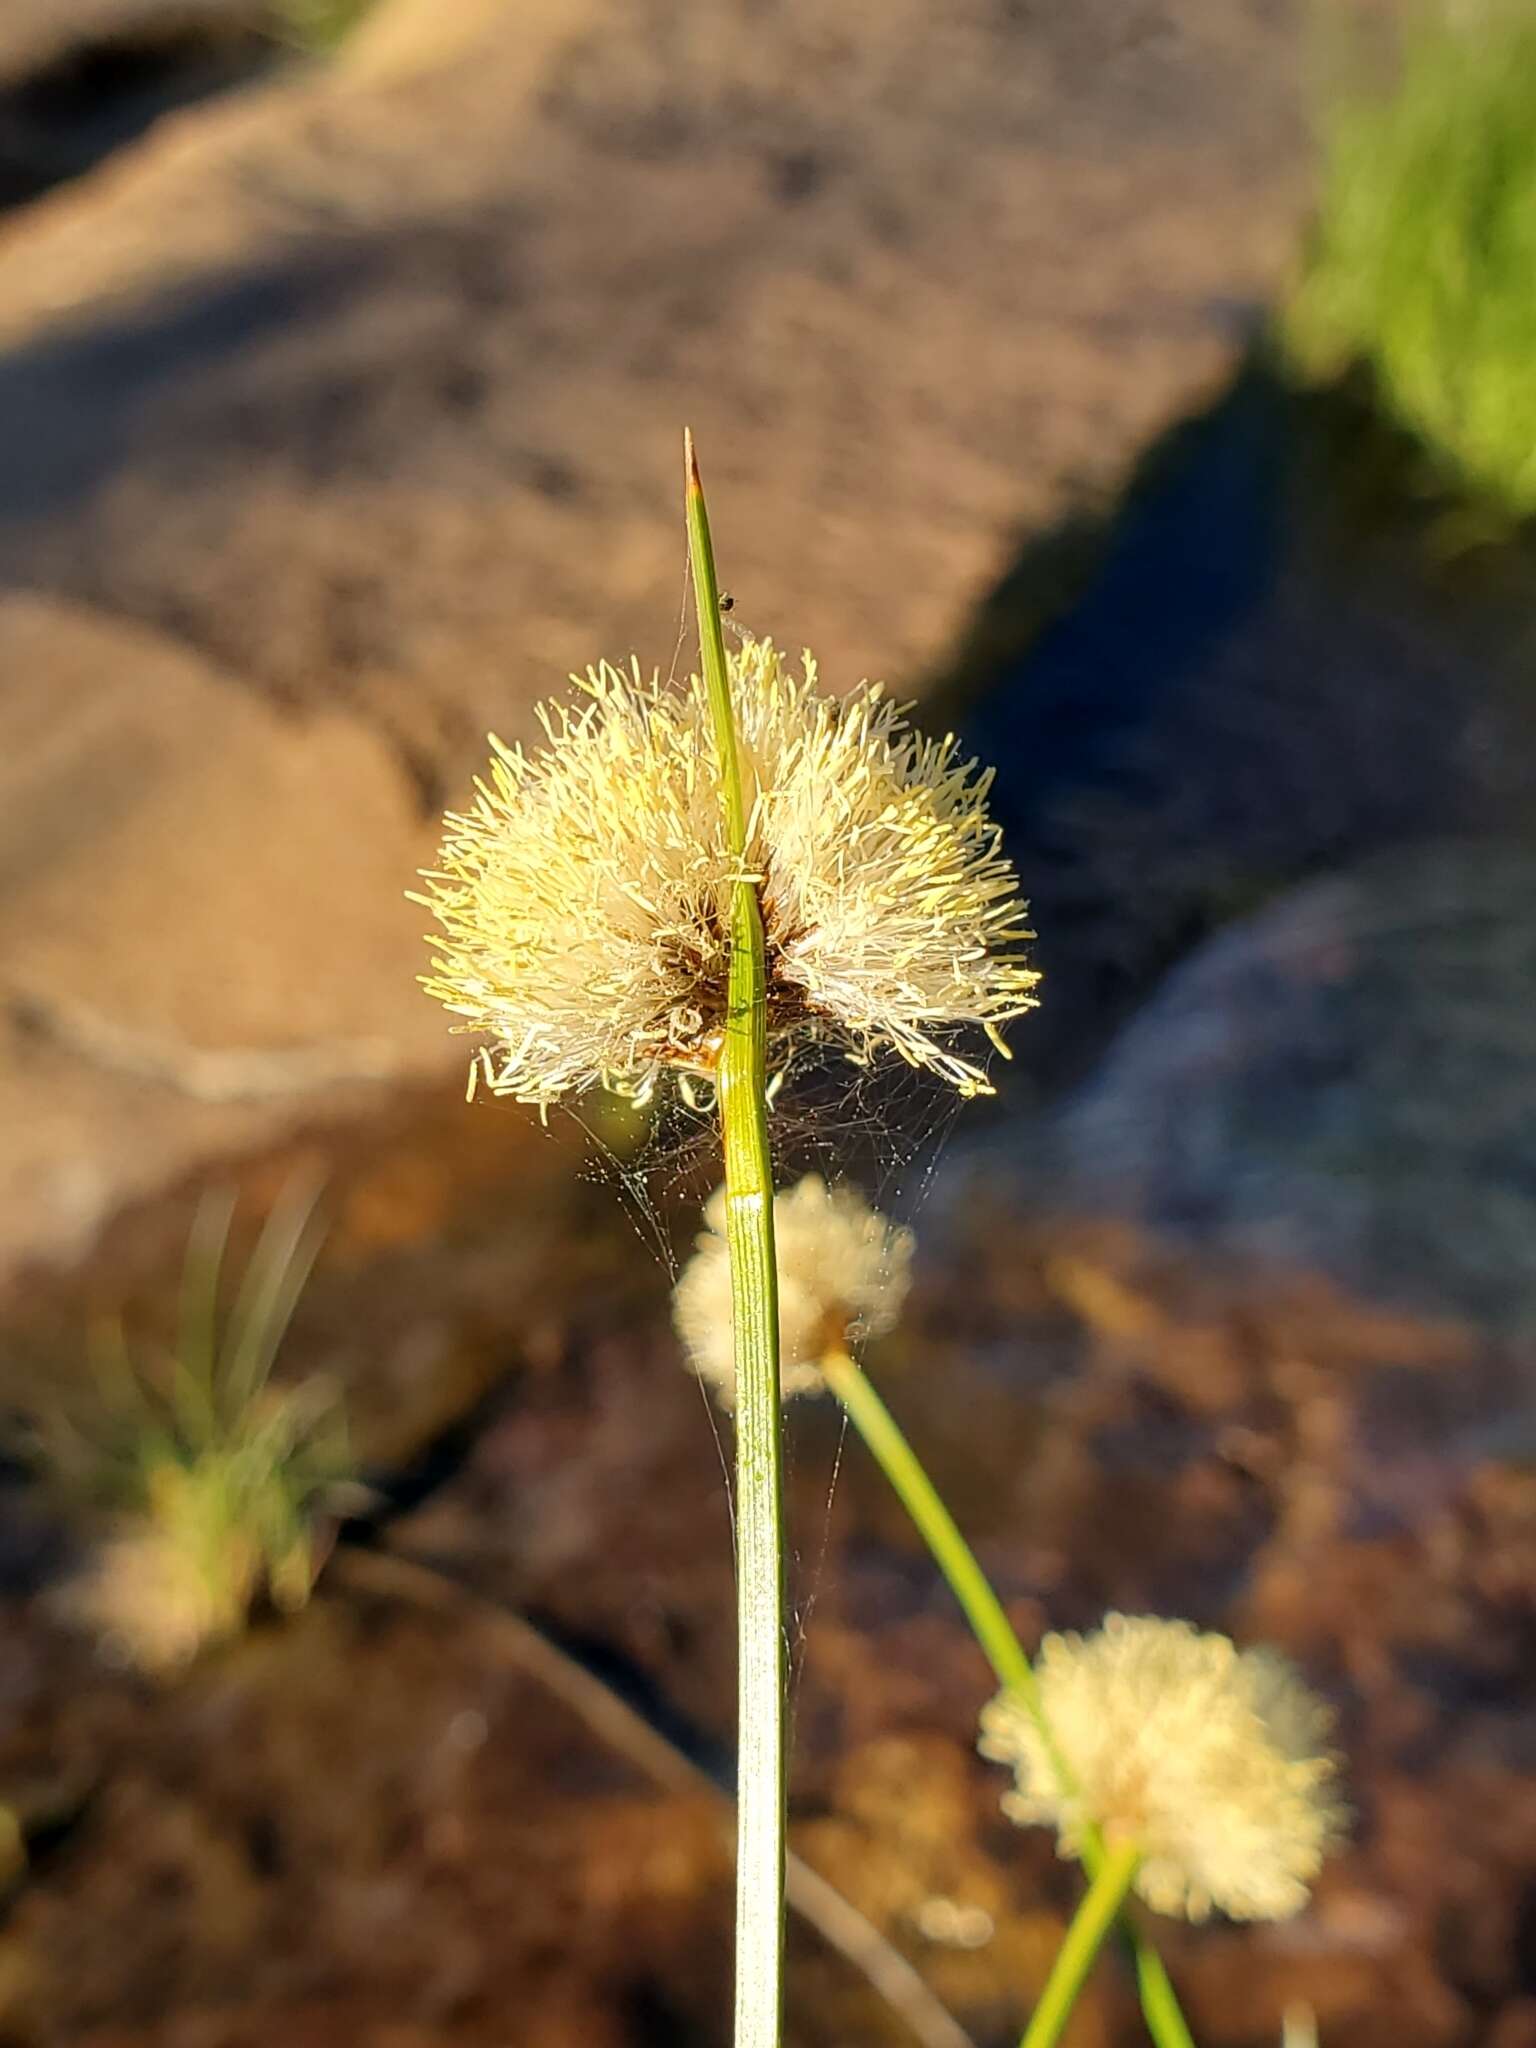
[414,640,1037,1106]
[674,1173,914,1407]
[54,1493,259,1676]
[978,1614,1347,1923]
[52,1426,339,1675]
[43,1185,349,1676]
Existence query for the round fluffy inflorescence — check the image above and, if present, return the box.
[415,640,1038,1105]
[978,1614,1346,1923]
[674,1173,914,1407]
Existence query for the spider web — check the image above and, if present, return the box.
[559,1039,982,1716]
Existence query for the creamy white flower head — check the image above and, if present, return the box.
[978,1614,1346,1923]
[53,1521,255,1675]
[415,640,1037,1105]
[674,1174,914,1407]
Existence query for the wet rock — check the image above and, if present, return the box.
[1031,841,1536,1340]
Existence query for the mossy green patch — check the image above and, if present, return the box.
[1285,5,1536,521]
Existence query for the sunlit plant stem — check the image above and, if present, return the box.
[687,432,786,2048]
[1019,1838,1143,2048]
[819,1350,1194,2048]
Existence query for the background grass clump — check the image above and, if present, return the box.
[1284,3,1536,521]
[270,0,379,54]
[43,1188,353,1673]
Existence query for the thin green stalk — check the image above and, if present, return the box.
[1019,1838,1142,2048]
[820,1352,1194,2048]
[687,430,786,2048]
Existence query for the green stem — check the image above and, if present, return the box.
[820,1353,1194,2048]
[820,1352,1034,1696]
[687,432,786,2048]
[1133,1944,1196,2048]
[1019,1838,1142,2048]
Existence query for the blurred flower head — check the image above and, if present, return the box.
[56,1485,257,1676]
[674,1173,914,1407]
[979,1614,1346,1923]
[44,1184,352,1675]
[415,639,1037,1106]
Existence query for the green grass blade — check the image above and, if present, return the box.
[175,1188,237,1448]
[686,431,786,2048]
[221,1175,326,1424]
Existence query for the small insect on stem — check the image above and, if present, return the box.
[718,589,762,647]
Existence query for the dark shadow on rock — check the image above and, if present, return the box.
[0,24,280,216]
[0,232,458,529]
[940,350,1536,1093]
[0,178,570,747]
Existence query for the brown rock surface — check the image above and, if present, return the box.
[0,592,443,1277]
[0,0,1308,733]
[0,0,1316,1275]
